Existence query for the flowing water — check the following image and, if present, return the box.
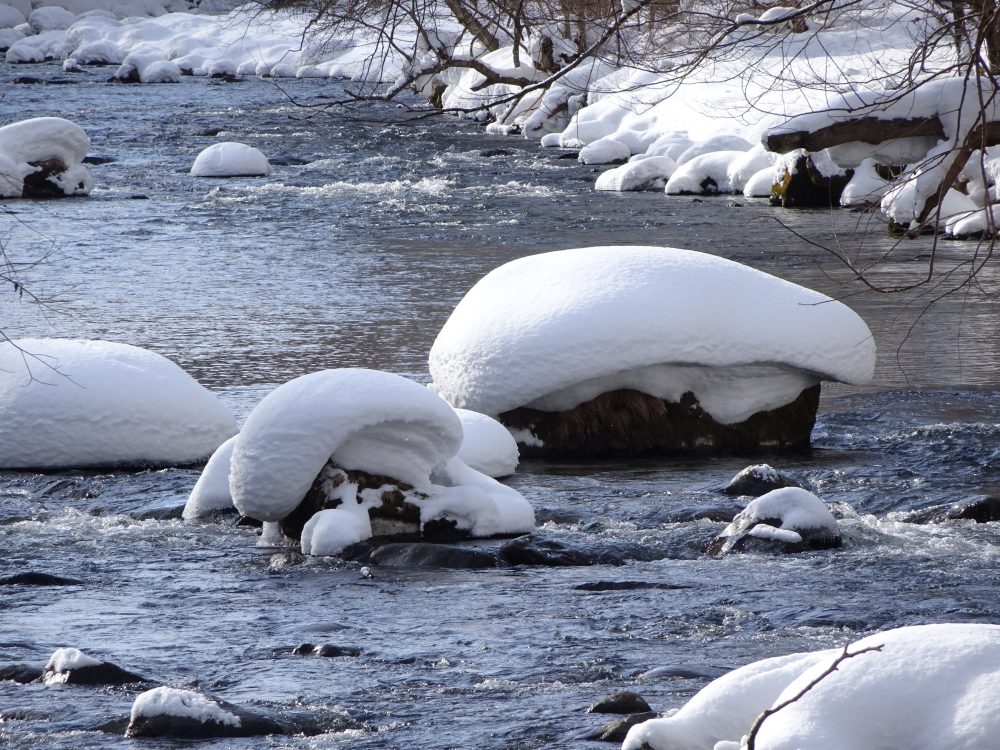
[2,67,1000,749]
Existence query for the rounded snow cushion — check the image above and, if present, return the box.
[594,155,677,192]
[0,4,27,29]
[182,435,236,519]
[190,142,271,177]
[0,116,89,167]
[230,368,464,522]
[27,6,75,33]
[429,246,876,416]
[0,339,237,469]
[578,137,630,165]
[454,408,518,477]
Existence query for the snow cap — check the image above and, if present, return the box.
[429,246,875,416]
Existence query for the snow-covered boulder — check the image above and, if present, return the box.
[230,369,533,556]
[190,142,271,177]
[27,6,75,33]
[839,157,891,206]
[594,155,677,192]
[127,686,287,739]
[676,134,752,165]
[722,464,797,497]
[726,146,774,193]
[0,339,237,469]
[455,408,519,478]
[771,150,853,208]
[708,487,840,555]
[114,52,181,83]
[0,116,92,198]
[578,136,631,165]
[0,27,25,50]
[627,623,1000,750]
[665,150,745,195]
[429,246,874,457]
[43,647,145,685]
[182,435,236,520]
[0,4,26,28]
[70,38,124,64]
[743,165,776,198]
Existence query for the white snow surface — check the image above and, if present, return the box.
[594,155,677,192]
[454,408,519,478]
[429,246,875,420]
[0,339,237,469]
[723,487,839,536]
[231,368,464,522]
[183,435,236,519]
[0,116,92,197]
[190,141,271,177]
[625,623,1000,750]
[130,687,241,727]
[43,647,102,683]
[578,136,630,165]
[665,150,745,194]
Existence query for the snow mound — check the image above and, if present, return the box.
[626,623,1000,750]
[28,6,74,33]
[191,142,271,177]
[429,246,875,421]
[455,408,519,477]
[229,369,534,550]
[676,135,752,165]
[131,687,241,728]
[0,339,237,469]
[0,116,92,197]
[183,435,236,519]
[743,166,775,197]
[594,155,677,191]
[0,4,26,28]
[578,136,631,165]
[665,150,745,194]
[710,487,840,553]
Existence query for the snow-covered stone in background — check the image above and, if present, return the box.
[0,4,26,28]
[0,26,25,49]
[183,435,237,519]
[676,134,752,165]
[115,52,181,82]
[839,157,891,206]
[594,155,676,191]
[27,6,75,33]
[743,165,775,197]
[726,145,774,193]
[70,38,123,64]
[665,150,745,194]
[578,136,631,165]
[0,116,92,198]
[709,486,840,555]
[429,246,874,455]
[191,142,271,177]
[454,408,519,478]
[229,369,533,555]
[628,623,1000,750]
[0,339,237,469]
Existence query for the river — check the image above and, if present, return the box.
[2,66,999,749]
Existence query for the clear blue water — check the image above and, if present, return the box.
[2,66,1000,749]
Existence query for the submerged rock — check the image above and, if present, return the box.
[0,571,82,586]
[723,463,798,496]
[909,494,1000,524]
[291,643,362,657]
[707,487,841,556]
[0,664,44,683]
[499,536,591,566]
[368,542,498,569]
[126,686,288,738]
[502,387,819,458]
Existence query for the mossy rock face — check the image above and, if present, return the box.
[280,465,426,541]
[499,386,820,458]
[770,154,853,208]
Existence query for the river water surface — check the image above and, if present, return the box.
[2,67,1000,749]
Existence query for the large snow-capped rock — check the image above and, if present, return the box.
[625,623,1000,750]
[230,369,533,555]
[707,487,841,555]
[0,116,92,198]
[127,686,287,739]
[429,246,874,454]
[190,142,271,177]
[0,339,237,469]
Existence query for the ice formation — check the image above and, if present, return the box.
[229,368,533,555]
[0,116,92,198]
[429,246,875,423]
[0,339,237,469]
[625,623,1000,750]
[190,142,271,177]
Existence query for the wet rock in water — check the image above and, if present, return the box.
[22,157,86,198]
[0,709,50,721]
[368,542,499,569]
[583,712,659,742]
[912,495,1000,523]
[8,76,72,85]
[588,690,652,714]
[0,571,82,586]
[126,686,288,738]
[268,154,309,166]
[82,155,115,165]
[639,664,728,681]
[502,387,820,459]
[499,536,591,566]
[573,581,689,593]
[131,498,185,521]
[292,643,362,657]
[723,463,798,496]
[198,127,226,137]
[0,664,44,683]
[43,648,146,686]
[707,487,841,556]
[770,153,853,208]
[479,148,515,157]
[556,151,581,159]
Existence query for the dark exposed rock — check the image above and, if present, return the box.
[588,691,652,714]
[770,154,853,208]
[501,387,820,458]
[723,464,798,496]
[639,664,727,680]
[369,542,499,569]
[129,194,150,200]
[706,515,841,556]
[499,536,591,566]
[556,151,581,159]
[0,664,44,683]
[198,127,226,137]
[131,499,184,521]
[292,643,362,657]
[44,658,146,686]
[573,581,690,593]
[268,154,309,166]
[479,148,515,157]
[22,158,75,199]
[112,67,141,84]
[82,155,115,164]
[209,73,239,82]
[0,709,50,721]
[126,692,288,738]
[0,572,83,586]
[583,712,658,742]
[909,495,1000,523]
[8,76,73,85]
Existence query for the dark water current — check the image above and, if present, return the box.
[2,67,1000,749]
